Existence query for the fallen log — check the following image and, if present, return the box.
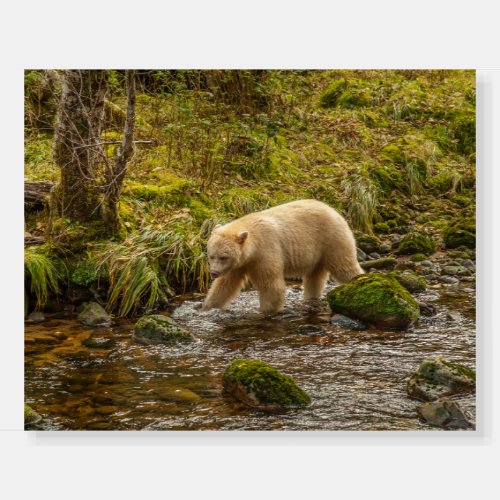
[25,181,54,210]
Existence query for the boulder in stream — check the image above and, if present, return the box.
[24,404,42,429]
[77,302,111,327]
[407,356,475,401]
[133,314,196,344]
[326,272,420,329]
[223,359,311,411]
[388,270,427,293]
[417,398,474,429]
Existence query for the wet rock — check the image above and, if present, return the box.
[368,252,381,260]
[330,314,367,330]
[27,311,46,323]
[326,272,420,329]
[77,302,111,327]
[388,270,427,293]
[446,311,461,322]
[133,314,196,344]
[295,324,326,335]
[356,247,367,262]
[407,356,475,401]
[419,260,434,269]
[95,405,118,415]
[459,259,476,271]
[356,234,381,254]
[24,404,42,429]
[439,276,459,285]
[154,387,201,403]
[418,302,437,316]
[417,398,474,429]
[442,265,469,276]
[223,359,311,410]
[360,257,396,271]
[82,336,115,349]
[396,232,436,256]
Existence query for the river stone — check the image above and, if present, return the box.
[223,359,311,410]
[417,399,474,429]
[439,276,459,285]
[133,314,196,344]
[356,235,381,254]
[360,257,397,271]
[295,324,326,335]
[326,272,420,330]
[27,311,46,323]
[154,387,201,403]
[396,232,436,256]
[82,336,115,349]
[388,270,427,293]
[459,259,475,271]
[356,247,367,262]
[379,243,392,254]
[330,314,367,330]
[407,356,475,401]
[77,302,111,327]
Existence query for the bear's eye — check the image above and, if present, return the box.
[219,256,228,261]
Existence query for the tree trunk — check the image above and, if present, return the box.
[50,70,108,223]
[102,70,136,233]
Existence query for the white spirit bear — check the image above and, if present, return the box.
[201,199,364,314]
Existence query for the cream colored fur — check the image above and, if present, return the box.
[201,199,364,314]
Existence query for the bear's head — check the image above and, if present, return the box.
[206,227,248,279]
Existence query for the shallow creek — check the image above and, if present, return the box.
[24,282,476,430]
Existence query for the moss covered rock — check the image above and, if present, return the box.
[397,232,436,256]
[388,270,427,293]
[360,257,397,271]
[407,356,475,401]
[417,398,474,429]
[223,359,311,410]
[443,218,475,249]
[133,314,196,344]
[326,272,420,329]
[24,404,42,428]
[356,234,381,254]
[373,222,391,234]
[77,302,111,327]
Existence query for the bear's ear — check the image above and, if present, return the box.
[236,231,248,244]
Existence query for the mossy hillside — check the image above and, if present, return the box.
[223,359,311,409]
[326,272,420,329]
[24,70,476,316]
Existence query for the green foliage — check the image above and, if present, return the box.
[24,246,64,307]
[94,225,210,316]
[341,172,379,233]
[70,260,98,287]
[373,222,390,234]
[319,79,349,108]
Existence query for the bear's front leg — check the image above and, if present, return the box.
[257,280,286,315]
[201,271,246,311]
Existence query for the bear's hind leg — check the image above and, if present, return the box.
[303,269,329,300]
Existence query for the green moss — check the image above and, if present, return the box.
[397,232,436,256]
[450,194,471,207]
[388,270,427,293]
[24,404,42,426]
[133,314,195,344]
[369,165,404,193]
[410,253,427,262]
[123,176,192,205]
[443,218,475,249]
[373,222,391,234]
[326,272,420,329]
[223,359,311,409]
[360,257,397,271]
[319,79,349,108]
